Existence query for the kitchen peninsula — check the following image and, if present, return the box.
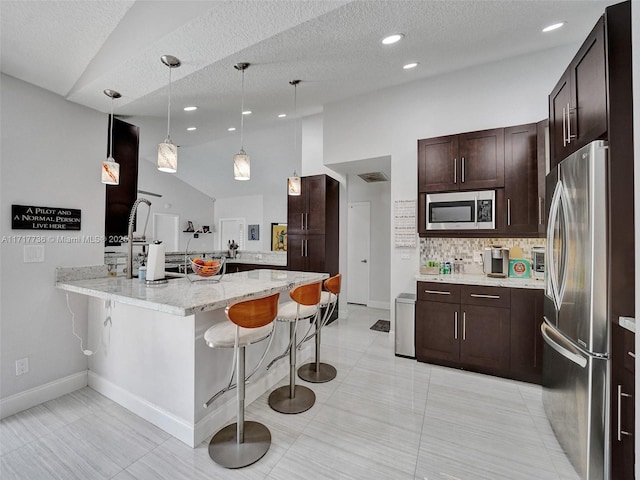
[55,267,328,447]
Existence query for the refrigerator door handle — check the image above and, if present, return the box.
[541,321,587,368]
[546,180,564,311]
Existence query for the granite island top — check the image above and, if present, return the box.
[56,268,328,316]
[416,273,544,290]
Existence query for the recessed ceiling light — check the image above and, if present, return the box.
[382,33,404,45]
[403,62,419,69]
[187,127,196,131]
[183,106,198,111]
[543,22,565,33]
[242,110,252,115]
[228,127,236,132]
[278,113,287,118]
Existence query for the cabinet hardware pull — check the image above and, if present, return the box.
[562,106,567,147]
[566,103,576,142]
[463,311,466,340]
[424,290,451,295]
[617,385,633,441]
[454,311,458,339]
[301,240,304,257]
[538,197,543,225]
[305,213,309,230]
[453,158,457,184]
[469,293,500,299]
[507,198,511,226]
[461,157,465,183]
[301,213,305,230]
[628,351,636,359]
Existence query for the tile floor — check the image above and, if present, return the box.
[1,305,580,480]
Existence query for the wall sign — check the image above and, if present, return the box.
[12,204,81,230]
[394,199,416,248]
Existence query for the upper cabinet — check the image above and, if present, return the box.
[418,123,541,237]
[418,128,504,193]
[548,17,607,169]
[287,175,331,236]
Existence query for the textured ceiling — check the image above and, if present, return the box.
[1,0,617,152]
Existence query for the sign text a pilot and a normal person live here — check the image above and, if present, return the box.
[11,204,81,230]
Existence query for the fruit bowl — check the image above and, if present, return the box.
[190,257,223,277]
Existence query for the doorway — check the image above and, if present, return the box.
[347,202,370,305]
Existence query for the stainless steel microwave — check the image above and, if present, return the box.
[426,190,495,230]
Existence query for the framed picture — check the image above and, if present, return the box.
[248,224,259,241]
[271,223,287,251]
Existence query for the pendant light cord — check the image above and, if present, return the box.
[240,68,245,149]
[166,66,172,141]
[293,82,298,155]
[109,96,114,158]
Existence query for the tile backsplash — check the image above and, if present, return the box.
[420,237,545,273]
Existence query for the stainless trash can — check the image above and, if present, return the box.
[395,293,416,358]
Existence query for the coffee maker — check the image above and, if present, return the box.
[483,246,509,277]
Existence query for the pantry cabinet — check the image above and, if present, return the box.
[416,281,544,383]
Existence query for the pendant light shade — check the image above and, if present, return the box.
[158,55,181,173]
[287,171,301,196]
[101,89,121,185]
[287,80,301,196]
[233,63,250,181]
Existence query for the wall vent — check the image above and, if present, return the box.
[357,171,389,183]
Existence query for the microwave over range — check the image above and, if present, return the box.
[425,190,495,230]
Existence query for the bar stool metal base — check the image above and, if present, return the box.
[268,385,315,414]
[297,362,337,383]
[208,421,271,469]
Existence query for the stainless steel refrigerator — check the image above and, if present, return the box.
[542,140,609,480]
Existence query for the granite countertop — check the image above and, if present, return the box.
[56,268,327,316]
[416,273,544,290]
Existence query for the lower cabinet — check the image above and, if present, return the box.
[226,263,286,273]
[610,322,635,480]
[416,281,543,383]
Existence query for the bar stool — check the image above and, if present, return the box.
[203,292,280,469]
[267,281,321,414]
[297,274,341,383]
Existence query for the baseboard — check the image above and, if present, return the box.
[193,345,311,447]
[0,371,88,419]
[367,300,391,310]
[89,346,312,448]
[88,371,195,447]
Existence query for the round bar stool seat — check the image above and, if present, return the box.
[204,292,279,469]
[298,274,341,383]
[268,281,321,414]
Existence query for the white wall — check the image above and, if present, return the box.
[0,74,105,398]
[317,44,579,323]
[347,175,391,307]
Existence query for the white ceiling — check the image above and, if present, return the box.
[1,0,617,152]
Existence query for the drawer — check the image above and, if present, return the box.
[460,285,510,309]
[417,282,460,303]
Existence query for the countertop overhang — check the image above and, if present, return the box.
[56,269,328,316]
[416,273,544,290]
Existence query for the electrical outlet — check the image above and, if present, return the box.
[15,357,29,376]
[473,251,483,263]
[400,253,410,260]
[24,245,44,263]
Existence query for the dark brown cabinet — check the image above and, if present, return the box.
[509,288,544,384]
[548,17,607,169]
[536,119,548,235]
[418,128,504,193]
[287,174,339,277]
[416,282,511,376]
[504,123,539,235]
[416,282,544,384]
[226,263,286,273]
[610,322,635,480]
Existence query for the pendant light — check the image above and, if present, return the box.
[158,55,181,173]
[287,80,301,196]
[233,63,250,180]
[101,89,121,185]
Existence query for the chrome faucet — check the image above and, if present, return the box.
[127,198,152,279]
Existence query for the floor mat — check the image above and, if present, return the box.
[370,319,390,332]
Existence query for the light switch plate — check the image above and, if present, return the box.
[24,245,45,263]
